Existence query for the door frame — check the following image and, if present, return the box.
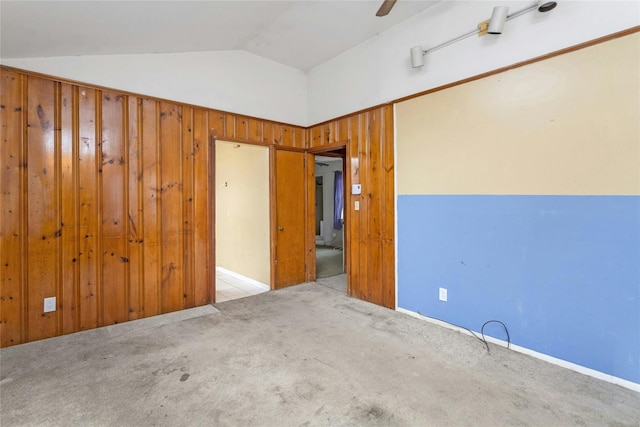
[307,142,350,293]
[208,136,216,303]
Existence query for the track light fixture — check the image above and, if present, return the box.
[410,0,558,68]
[488,6,509,34]
[410,46,425,68]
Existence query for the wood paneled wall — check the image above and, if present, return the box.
[0,67,305,347]
[307,106,395,309]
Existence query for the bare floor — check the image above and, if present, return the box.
[316,245,344,278]
[215,269,268,302]
[1,283,638,426]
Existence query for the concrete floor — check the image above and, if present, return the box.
[1,283,638,426]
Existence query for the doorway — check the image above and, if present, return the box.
[313,153,347,292]
[215,141,270,302]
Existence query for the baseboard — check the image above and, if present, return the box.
[215,267,270,291]
[396,307,640,393]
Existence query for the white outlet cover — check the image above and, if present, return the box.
[439,288,448,302]
[44,297,56,313]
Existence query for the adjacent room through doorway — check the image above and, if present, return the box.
[314,155,346,292]
[215,141,271,302]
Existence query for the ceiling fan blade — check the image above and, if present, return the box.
[376,0,398,17]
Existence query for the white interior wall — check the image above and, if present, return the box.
[1,2,637,126]
[307,1,640,124]
[1,50,307,126]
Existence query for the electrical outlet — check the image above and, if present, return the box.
[44,297,56,313]
[439,288,448,302]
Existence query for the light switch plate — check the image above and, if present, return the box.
[44,297,56,313]
[439,288,447,302]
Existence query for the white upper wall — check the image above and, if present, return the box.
[307,1,640,125]
[2,2,637,127]
[1,50,308,126]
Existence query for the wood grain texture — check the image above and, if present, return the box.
[60,83,78,334]
[77,86,99,331]
[26,76,58,341]
[0,69,25,346]
[0,70,228,347]
[182,107,195,309]
[274,150,306,288]
[0,66,323,347]
[306,106,395,309]
[101,91,128,325]
[192,109,210,306]
[159,102,184,313]
[127,96,143,320]
[141,98,161,318]
[304,153,316,282]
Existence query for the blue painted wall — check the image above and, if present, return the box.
[397,195,640,384]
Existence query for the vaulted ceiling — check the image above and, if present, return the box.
[0,0,439,71]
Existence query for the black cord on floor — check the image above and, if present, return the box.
[416,311,510,353]
[481,320,511,350]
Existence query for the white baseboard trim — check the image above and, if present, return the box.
[396,307,640,393]
[215,267,270,291]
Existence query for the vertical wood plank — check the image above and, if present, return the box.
[100,92,128,325]
[182,107,196,309]
[208,111,225,139]
[127,96,143,320]
[263,121,274,145]
[325,121,336,144]
[305,153,316,281]
[358,112,370,302]
[224,114,235,140]
[273,123,282,145]
[338,118,349,143]
[159,102,184,313]
[317,123,327,146]
[281,125,293,147]
[193,109,210,305]
[343,117,353,293]
[353,113,366,300]
[235,116,248,141]
[25,76,58,341]
[60,83,79,334]
[247,118,263,143]
[381,105,395,308]
[368,109,383,306]
[0,69,25,346]
[54,82,63,336]
[269,146,277,290]
[295,127,305,149]
[141,99,161,317]
[77,87,99,330]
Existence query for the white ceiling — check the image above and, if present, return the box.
[0,0,440,71]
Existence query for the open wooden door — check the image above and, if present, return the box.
[273,149,306,288]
